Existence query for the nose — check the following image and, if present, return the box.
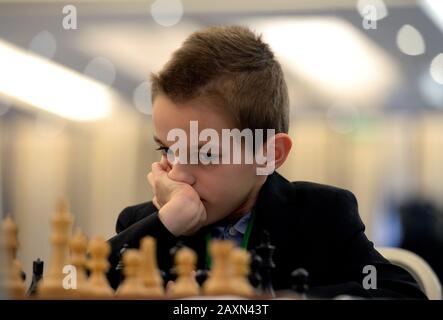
[167,163,196,186]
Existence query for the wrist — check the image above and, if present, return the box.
[157,194,204,237]
[158,204,181,236]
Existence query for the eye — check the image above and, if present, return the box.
[156,146,170,156]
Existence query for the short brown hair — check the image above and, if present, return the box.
[151,25,289,134]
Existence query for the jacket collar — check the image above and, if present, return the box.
[247,171,292,250]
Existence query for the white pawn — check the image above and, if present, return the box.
[202,240,235,296]
[87,236,114,297]
[139,237,164,297]
[116,249,149,298]
[69,229,89,297]
[230,248,255,297]
[168,247,199,298]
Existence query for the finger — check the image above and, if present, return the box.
[152,162,173,189]
[147,172,155,192]
[151,162,167,179]
[183,224,200,236]
[160,155,172,172]
[199,207,207,224]
[152,196,161,210]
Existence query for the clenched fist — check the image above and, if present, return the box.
[147,157,207,236]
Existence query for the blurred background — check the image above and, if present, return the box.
[0,0,442,286]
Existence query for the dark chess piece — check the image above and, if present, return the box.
[168,241,185,282]
[248,251,263,289]
[167,268,177,283]
[195,269,209,286]
[291,268,309,298]
[27,258,44,296]
[115,243,129,283]
[169,240,185,258]
[159,269,167,284]
[254,230,276,297]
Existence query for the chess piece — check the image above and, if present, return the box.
[159,269,167,284]
[115,243,129,284]
[139,236,164,297]
[2,216,25,299]
[27,259,44,296]
[168,240,185,283]
[254,230,276,297]
[202,240,235,296]
[69,229,89,297]
[230,248,255,297]
[87,236,114,297]
[169,240,185,258]
[291,268,309,299]
[37,200,73,298]
[248,250,263,289]
[168,247,199,298]
[195,269,209,286]
[115,249,149,298]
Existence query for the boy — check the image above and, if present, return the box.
[108,26,426,299]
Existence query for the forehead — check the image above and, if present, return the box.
[152,94,234,141]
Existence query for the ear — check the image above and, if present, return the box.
[258,133,292,174]
[270,133,292,170]
[254,132,292,175]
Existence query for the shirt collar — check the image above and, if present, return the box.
[232,211,251,235]
[212,211,252,235]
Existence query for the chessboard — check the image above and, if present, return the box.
[0,200,307,300]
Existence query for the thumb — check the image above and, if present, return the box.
[151,162,168,181]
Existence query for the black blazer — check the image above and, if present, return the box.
[107,172,427,299]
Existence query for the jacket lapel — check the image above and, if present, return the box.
[247,172,292,250]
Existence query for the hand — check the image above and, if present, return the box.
[147,158,207,236]
[147,155,172,210]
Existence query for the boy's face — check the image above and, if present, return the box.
[152,94,266,226]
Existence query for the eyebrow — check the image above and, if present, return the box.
[153,135,220,150]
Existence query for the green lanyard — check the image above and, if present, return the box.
[205,211,255,268]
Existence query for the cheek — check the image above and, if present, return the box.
[194,170,230,199]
